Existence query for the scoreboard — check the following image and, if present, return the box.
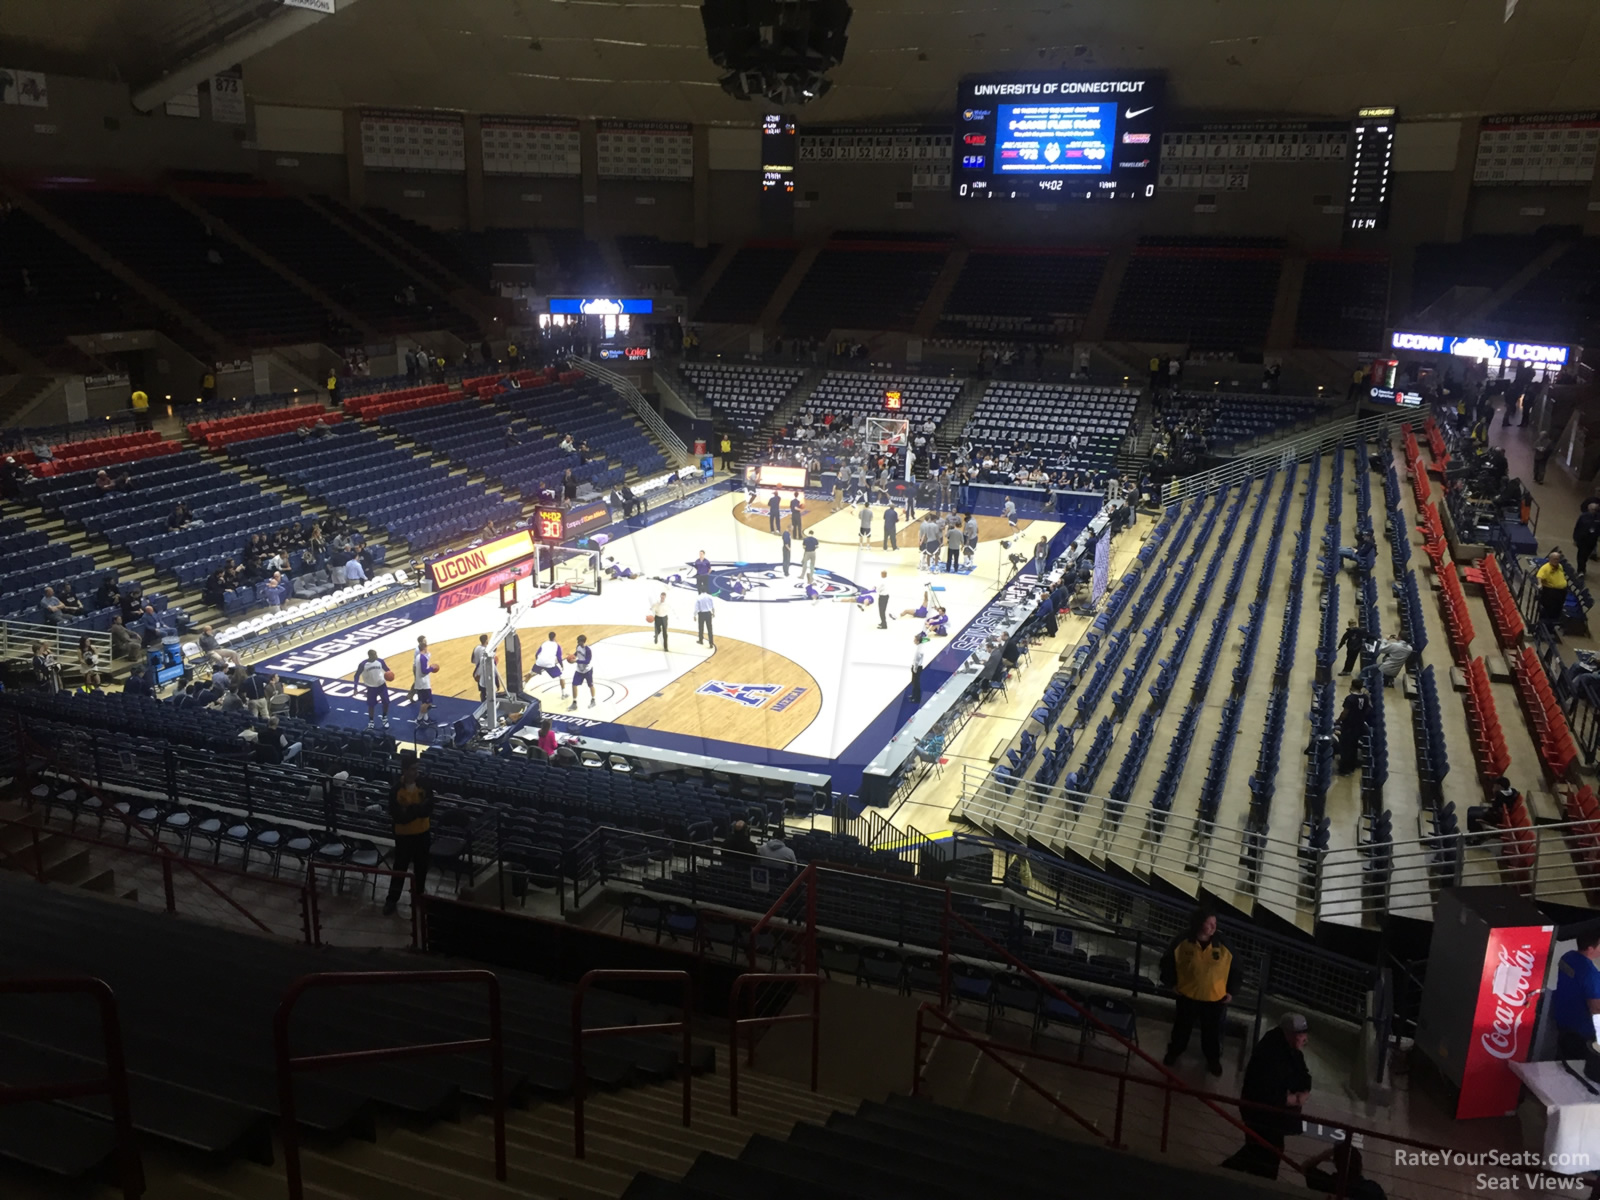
[952,70,1166,203]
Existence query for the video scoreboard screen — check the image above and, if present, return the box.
[761,113,797,195]
[953,70,1166,202]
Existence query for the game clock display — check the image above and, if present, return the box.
[953,69,1166,202]
[534,507,565,543]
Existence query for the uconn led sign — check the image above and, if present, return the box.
[1390,330,1570,365]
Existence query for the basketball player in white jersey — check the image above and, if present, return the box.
[533,631,566,702]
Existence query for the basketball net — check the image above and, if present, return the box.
[865,416,913,482]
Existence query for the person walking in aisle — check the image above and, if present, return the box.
[858,503,873,547]
[1337,618,1366,676]
[781,529,792,576]
[383,754,433,916]
[650,591,671,651]
[694,591,716,648]
[946,522,964,573]
[767,491,782,533]
[412,635,439,728]
[909,633,926,704]
[1534,429,1554,484]
[533,631,566,703]
[801,532,818,584]
[1575,501,1600,575]
[570,634,596,709]
[1221,1014,1312,1179]
[877,571,891,629]
[882,503,899,551]
[1160,908,1237,1076]
[354,648,391,731]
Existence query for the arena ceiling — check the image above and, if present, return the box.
[7,0,1600,124]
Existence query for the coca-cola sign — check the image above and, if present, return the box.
[1458,926,1552,1119]
[1479,944,1538,1061]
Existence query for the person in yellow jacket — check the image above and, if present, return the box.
[1160,907,1238,1075]
[325,369,339,404]
[1536,549,1569,625]
[384,753,434,915]
[130,388,150,431]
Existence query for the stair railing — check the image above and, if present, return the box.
[727,972,823,1115]
[570,969,693,1158]
[274,970,506,1200]
[0,977,142,1199]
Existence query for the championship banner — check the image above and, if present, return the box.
[481,115,581,177]
[799,123,953,164]
[1474,111,1600,185]
[360,108,466,173]
[1091,535,1111,606]
[428,529,536,588]
[595,121,693,180]
[1160,121,1349,162]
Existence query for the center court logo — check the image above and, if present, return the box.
[697,681,787,708]
[664,562,870,604]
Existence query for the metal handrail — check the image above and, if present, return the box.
[934,899,1303,1167]
[915,1002,1108,1143]
[0,617,113,665]
[959,762,1600,921]
[566,356,691,460]
[1162,408,1413,503]
[274,971,506,1200]
[727,972,823,1115]
[914,1000,1462,1197]
[0,977,142,1200]
[570,969,693,1158]
[748,861,819,974]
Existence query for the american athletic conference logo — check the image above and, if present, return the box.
[663,562,870,604]
[697,681,786,708]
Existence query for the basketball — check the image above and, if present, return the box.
[383,669,395,682]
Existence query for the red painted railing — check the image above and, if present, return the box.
[727,972,822,1116]
[273,970,505,1200]
[913,1001,1455,1200]
[570,969,693,1159]
[0,977,142,1199]
[933,893,1298,1170]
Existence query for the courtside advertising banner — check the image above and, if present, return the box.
[1457,924,1552,1118]
[428,530,537,589]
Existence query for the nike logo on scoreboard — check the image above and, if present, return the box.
[1124,106,1154,119]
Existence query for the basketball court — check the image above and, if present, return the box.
[256,481,1083,789]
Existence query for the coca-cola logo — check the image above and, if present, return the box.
[1480,945,1539,1062]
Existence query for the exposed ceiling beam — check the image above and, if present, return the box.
[130,0,353,112]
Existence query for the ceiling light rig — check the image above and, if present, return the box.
[700,0,853,106]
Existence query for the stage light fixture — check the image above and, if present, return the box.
[701,0,852,106]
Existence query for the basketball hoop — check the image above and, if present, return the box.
[865,416,913,482]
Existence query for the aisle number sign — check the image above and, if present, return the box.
[429,529,537,588]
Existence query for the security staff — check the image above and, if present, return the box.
[1552,928,1600,1059]
[1161,907,1238,1076]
